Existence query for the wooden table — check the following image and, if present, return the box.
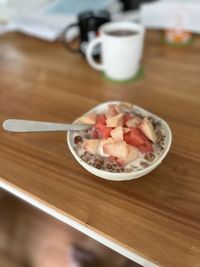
[0,32,200,267]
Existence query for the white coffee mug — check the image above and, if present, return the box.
[86,22,145,81]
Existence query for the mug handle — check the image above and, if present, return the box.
[86,37,104,71]
[63,23,80,53]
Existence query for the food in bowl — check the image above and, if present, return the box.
[71,102,167,174]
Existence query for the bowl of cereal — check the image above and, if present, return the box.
[67,101,172,181]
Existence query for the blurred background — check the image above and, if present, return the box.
[1,0,199,46]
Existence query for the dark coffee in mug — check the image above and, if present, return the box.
[106,30,138,37]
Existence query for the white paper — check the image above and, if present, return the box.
[13,15,76,41]
[141,0,200,33]
[0,0,116,41]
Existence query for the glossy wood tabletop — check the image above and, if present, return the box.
[0,32,200,267]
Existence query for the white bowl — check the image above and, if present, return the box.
[67,101,172,181]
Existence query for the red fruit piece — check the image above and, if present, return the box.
[103,141,128,158]
[139,142,153,153]
[83,139,100,155]
[92,127,101,139]
[117,145,138,165]
[105,105,119,118]
[140,117,156,143]
[111,126,123,142]
[106,113,124,127]
[124,128,153,153]
[123,127,130,134]
[124,128,146,146]
[99,138,114,156]
[123,113,133,125]
[92,114,111,139]
[96,114,106,125]
[95,124,112,138]
[125,117,141,128]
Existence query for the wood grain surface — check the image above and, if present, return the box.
[0,32,200,267]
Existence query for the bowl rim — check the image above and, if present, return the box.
[67,101,172,180]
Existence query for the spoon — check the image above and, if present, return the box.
[3,119,91,133]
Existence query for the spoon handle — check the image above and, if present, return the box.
[3,119,90,133]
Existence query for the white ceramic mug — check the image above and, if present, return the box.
[86,22,145,81]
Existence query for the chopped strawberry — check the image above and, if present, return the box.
[123,127,130,134]
[124,128,147,147]
[125,117,141,128]
[81,104,155,168]
[123,113,133,125]
[105,105,119,118]
[96,114,106,125]
[117,102,133,112]
[78,112,96,125]
[99,138,114,157]
[106,113,124,127]
[140,117,157,143]
[124,127,153,153]
[103,141,128,158]
[95,124,112,138]
[107,103,131,114]
[112,104,121,114]
[91,127,101,139]
[118,145,138,165]
[92,114,111,139]
[111,126,123,142]
[139,142,153,153]
[83,139,100,154]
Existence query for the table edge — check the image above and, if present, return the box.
[0,177,158,267]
